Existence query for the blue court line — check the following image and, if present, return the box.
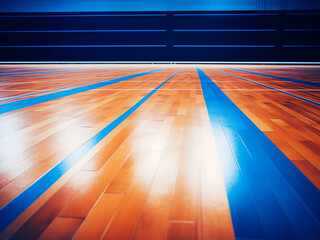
[0,30,167,33]
[269,69,320,74]
[258,69,320,78]
[0,69,54,74]
[198,68,320,239]
[229,68,320,87]
[0,67,119,82]
[0,68,112,78]
[0,82,96,102]
[173,29,276,32]
[173,45,275,48]
[0,68,182,233]
[0,69,84,77]
[0,67,137,102]
[213,69,320,106]
[288,69,320,74]
[0,45,167,48]
[0,68,166,114]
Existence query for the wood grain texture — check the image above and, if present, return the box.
[0,64,319,239]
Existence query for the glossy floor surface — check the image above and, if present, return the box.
[0,64,319,240]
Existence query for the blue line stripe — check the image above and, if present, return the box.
[173,29,276,32]
[173,45,275,48]
[0,82,95,102]
[173,13,277,16]
[0,68,182,233]
[213,69,320,106]
[0,67,120,82]
[0,67,135,102]
[0,68,117,78]
[198,68,320,239]
[0,14,167,17]
[0,68,166,114]
[0,30,167,33]
[259,69,320,78]
[0,69,55,74]
[0,45,167,48]
[230,68,320,87]
[289,69,320,74]
[0,69,82,77]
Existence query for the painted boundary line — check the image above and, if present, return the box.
[230,68,320,87]
[0,68,166,114]
[0,68,182,232]
[0,67,138,103]
[0,67,121,82]
[213,69,320,106]
[198,68,320,239]
[0,68,107,78]
[260,69,320,78]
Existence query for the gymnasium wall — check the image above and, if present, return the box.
[0,10,319,62]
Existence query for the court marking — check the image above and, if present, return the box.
[229,68,320,87]
[0,68,58,74]
[2,88,320,93]
[0,67,138,83]
[0,80,297,85]
[0,67,122,82]
[0,68,182,233]
[0,68,104,78]
[257,69,320,78]
[0,68,166,114]
[213,69,320,106]
[198,68,320,239]
[0,67,139,102]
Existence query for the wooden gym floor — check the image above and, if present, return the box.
[0,64,319,239]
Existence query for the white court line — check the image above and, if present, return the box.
[0,80,296,86]
[0,67,138,85]
[2,88,319,101]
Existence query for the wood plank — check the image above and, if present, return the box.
[134,115,186,240]
[167,221,197,240]
[38,217,82,240]
[72,193,123,240]
[102,151,162,240]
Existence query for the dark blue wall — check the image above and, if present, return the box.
[0,11,319,62]
[1,0,320,12]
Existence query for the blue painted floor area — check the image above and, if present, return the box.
[198,68,320,239]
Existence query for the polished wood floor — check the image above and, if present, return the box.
[0,64,319,239]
